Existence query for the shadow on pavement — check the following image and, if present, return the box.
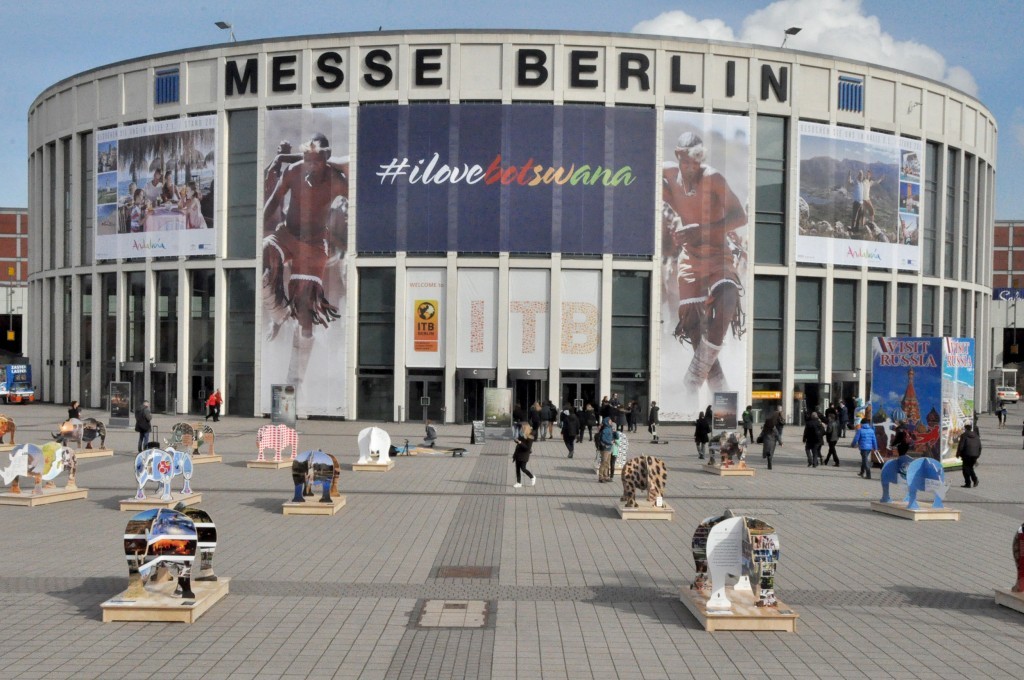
[560,501,618,518]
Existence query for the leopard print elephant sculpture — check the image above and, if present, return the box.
[619,456,667,508]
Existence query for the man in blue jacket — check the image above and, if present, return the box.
[850,418,878,480]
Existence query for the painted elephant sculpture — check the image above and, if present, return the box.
[54,417,107,449]
[169,422,215,456]
[123,505,217,601]
[0,414,16,444]
[290,449,340,502]
[1,442,77,494]
[134,447,193,500]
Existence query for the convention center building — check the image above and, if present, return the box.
[26,30,996,423]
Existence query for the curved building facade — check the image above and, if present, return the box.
[27,30,996,422]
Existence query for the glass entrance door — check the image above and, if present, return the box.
[513,379,545,415]
[151,368,177,414]
[560,373,598,410]
[408,376,444,422]
[458,378,490,424]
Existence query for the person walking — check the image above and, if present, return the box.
[850,418,878,479]
[759,413,779,470]
[629,400,641,433]
[597,416,615,482]
[560,403,579,458]
[134,400,153,452]
[822,412,841,466]
[512,424,536,488]
[584,403,597,441]
[955,422,982,488]
[775,406,786,444]
[694,412,711,460]
[68,400,82,421]
[543,400,557,439]
[647,400,660,443]
[512,403,526,441]
[802,412,825,467]
[741,405,753,441]
[529,402,542,440]
[839,402,849,438]
[205,388,223,422]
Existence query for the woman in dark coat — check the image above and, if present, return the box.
[512,424,536,488]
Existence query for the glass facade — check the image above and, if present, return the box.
[226,269,256,416]
[755,116,786,265]
[227,109,258,259]
[831,280,856,372]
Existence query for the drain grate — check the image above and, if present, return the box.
[417,600,489,628]
[435,566,495,579]
[695,484,731,490]
[727,507,780,516]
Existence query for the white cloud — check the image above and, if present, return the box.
[632,0,977,96]
[631,11,736,41]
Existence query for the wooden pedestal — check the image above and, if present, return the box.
[994,588,1024,615]
[353,460,395,472]
[617,499,674,520]
[120,492,202,512]
[246,459,291,469]
[102,577,230,623]
[703,463,755,477]
[74,448,115,460]
[283,496,346,515]
[0,487,89,506]
[0,443,15,453]
[870,501,960,521]
[680,586,798,632]
[191,455,223,465]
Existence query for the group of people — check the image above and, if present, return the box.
[120,168,207,234]
[510,394,661,488]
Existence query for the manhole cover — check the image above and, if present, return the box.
[418,600,489,628]
[435,566,495,579]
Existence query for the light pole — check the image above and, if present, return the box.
[781,26,802,48]
[215,21,236,43]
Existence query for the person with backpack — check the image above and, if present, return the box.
[560,403,580,458]
[597,416,615,482]
[822,412,842,466]
[850,418,878,479]
[802,412,825,467]
[955,422,982,488]
[694,412,711,460]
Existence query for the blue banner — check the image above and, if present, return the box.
[356,103,656,255]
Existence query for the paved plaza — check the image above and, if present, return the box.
[1,402,1023,679]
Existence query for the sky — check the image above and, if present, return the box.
[1,0,1022,217]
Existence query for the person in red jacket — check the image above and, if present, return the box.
[205,389,223,422]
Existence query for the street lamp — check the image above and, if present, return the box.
[215,21,236,43]
[781,26,802,48]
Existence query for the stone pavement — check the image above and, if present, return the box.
[1,403,1023,679]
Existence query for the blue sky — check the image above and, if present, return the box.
[1,0,1022,217]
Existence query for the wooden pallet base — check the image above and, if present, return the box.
[617,499,674,520]
[120,492,202,512]
[0,487,89,506]
[0,443,15,453]
[73,448,114,459]
[994,588,1024,615]
[191,455,223,465]
[246,459,291,469]
[283,495,346,515]
[353,460,395,472]
[870,501,960,521]
[680,586,798,632]
[102,577,230,623]
[703,464,755,476]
